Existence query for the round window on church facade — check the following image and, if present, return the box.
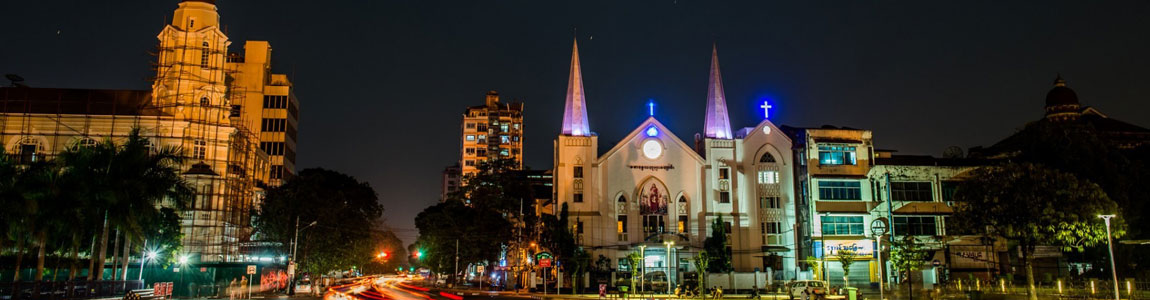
[641,139,663,159]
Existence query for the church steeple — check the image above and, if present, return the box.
[561,39,591,136]
[703,44,733,139]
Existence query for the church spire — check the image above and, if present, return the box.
[703,44,733,139]
[561,39,591,136]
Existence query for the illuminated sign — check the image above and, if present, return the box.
[816,239,874,258]
[760,101,773,119]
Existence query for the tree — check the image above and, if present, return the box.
[626,251,644,293]
[254,168,385,275]
[889,237,930,300]
[449,159,530,214]
[835,249,857,287]
[803,256,822,281]
[703,217,732,273]
[413,201,511,275]
[950,163,1124,300]
[692,251,709,298]
[568,248,591,292]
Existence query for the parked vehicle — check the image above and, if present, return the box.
[787,280,826,300]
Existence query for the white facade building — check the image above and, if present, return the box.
[552,41,799,284]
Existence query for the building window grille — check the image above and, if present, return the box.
[200,41,210,67]
[891,182,934,201]
[476,149,486,157]
[574,166,583,178]
[820,215,865,235]
[618,195,626,203]
[760,196,781,209]
[18,144,38,164]
[259,142,285,156]
[762,222,782,245]
[261,118,287,132]
[719,191,731,203]
[573,192,583,203]
[719,167,730,179]
[465,123,476,129]
[894,216,938,236]
[817,145,857,165]
[262,95,288,109]
[760,153,777,163]
[193,139,207,160]
[643,215,665,236]
[818,180,862,200]
[757,170,779,184]
[270,165,284,180]
[617,215,628,241]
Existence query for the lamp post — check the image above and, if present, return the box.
[139,250,156,281]
[1098,215,1119,300]
[820,212,830,282]
[289,217,318,295]
[664,241,675,295]
[639,245,647,294]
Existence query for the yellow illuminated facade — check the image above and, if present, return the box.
[0,0,299,262]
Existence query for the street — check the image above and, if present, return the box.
[325,277,537,300]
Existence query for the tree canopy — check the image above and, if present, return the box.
[255,168,385,275]
[950,162,1124,300]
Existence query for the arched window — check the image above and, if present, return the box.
[678,195,687,203]
[617,195,626,203]
[200,41,210,67]
[760,152,777,163]
[200,97,210,107]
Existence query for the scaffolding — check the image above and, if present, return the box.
[0,23,270,264]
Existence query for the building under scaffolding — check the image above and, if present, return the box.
[0,0,300,263]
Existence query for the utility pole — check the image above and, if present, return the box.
[455,239,460,287]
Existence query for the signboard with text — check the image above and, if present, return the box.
[814,239,874,258]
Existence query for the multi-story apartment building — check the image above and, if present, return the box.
[459,91,524,177]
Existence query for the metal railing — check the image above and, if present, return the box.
[0,280,144,300]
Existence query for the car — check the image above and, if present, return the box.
[787,280,827,300]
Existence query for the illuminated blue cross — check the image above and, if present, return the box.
[760,101,773,119]
[648,100,656,116]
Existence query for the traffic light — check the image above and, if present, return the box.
[378,251,389,259]
[414,250,422,259]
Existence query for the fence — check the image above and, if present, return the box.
[0,280,144,300]
[933,279,1150,299]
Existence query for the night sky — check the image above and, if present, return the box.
[4,0,1150,244]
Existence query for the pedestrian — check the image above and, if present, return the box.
[229,278,238,300]
[240,276,249,299]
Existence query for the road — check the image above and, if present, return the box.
[325,276,535,300]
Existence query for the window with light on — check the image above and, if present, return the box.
[818,145,857,165]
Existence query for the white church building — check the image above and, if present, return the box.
[552,40,799,283]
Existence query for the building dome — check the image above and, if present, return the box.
[1045,76,1079,106]
[1044,75,1081,121]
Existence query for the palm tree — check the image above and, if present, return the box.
[61,130,192,281]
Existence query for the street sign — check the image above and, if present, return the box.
[870,219,889,236]
[539,258,552,268]
[173,267,180,273]
[247,265,257,275]
[287,262,296,276]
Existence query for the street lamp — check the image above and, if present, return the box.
[289,217,318,295]
[663,241,675,295]
[639,245,647,293]
[139,250,157,281]
[1098,215,1119,300]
